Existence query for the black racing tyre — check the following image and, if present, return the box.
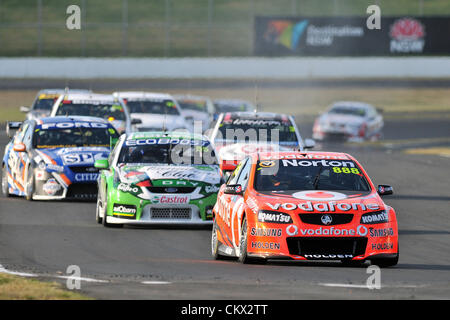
[102,192,123,228]
[95,196,103,224]
[211,218,226,260]
[1,164,11,197]
[25,165,34,201]
[238,216,266,264]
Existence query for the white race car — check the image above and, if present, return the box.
[313,101,384,142]
[50,93,134,135]
[20,88,92,121]
[174,94,215,133]
[113,92,192,132]
[208,111,314,174]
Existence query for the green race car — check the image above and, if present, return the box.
[95,131,222,227]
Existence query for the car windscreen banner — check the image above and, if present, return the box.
[254,16,450,56]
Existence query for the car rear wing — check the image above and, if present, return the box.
[6,121,22,138]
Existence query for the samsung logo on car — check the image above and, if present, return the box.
[250,228,282,237]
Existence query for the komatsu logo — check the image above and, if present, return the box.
[361,211,389,224]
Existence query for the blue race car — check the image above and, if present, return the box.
[2,116,119,200]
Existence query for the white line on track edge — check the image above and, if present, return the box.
[0,264,38,277]
[141,281,172,285]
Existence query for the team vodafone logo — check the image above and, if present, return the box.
[292,191,347,201]
[390,18,425,53]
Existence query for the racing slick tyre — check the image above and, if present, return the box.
[25,165,34,201]
[238,216,266,265]
[1,164,11,197]
[211,218,226,260]
[95,197,103,224]
[102,192,123,228]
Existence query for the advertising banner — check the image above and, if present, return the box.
[254,16,450,56]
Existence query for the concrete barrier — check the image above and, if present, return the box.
[1,57,450,79]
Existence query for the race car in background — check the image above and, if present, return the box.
[94,131,222,227]
[174,94,215,132]
[2,116,119,200]
[50,92,134,134]
[208,111,315,174]
[20,88,92,121]
[212,99,255,121]
[212,151,398,267]
[313,101,384,142]
[113,91,192,132]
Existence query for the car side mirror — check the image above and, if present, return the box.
[224,184,243,195]
[20,106,30,113]
[94,159,109,170]
[13,142,26,152]
[304,138,315,149]
[131,118,142,125]
[377,185,393,196]
[6,121,22,138]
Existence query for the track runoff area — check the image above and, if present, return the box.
[0,82,449,310]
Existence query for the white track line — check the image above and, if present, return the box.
[141,281,172,285]
[55,275,109,283]
[0,263,109,283]
[319,282,427,289]
[0,264,37,277]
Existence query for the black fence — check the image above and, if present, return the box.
[255,16,450,56]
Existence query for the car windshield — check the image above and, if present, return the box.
[217,118,298,143]
[33,126,119,148]
[254,159,370,192]
[177,99,207,112]
[214,103,250,113]
[118,139,218,165]
[329,106,366,117]
[126,100,180,115]
[33,98,58,111]
[55,102,126,121]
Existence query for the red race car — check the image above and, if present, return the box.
[211,151,398,267]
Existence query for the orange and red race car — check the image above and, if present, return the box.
[211,151,398,267]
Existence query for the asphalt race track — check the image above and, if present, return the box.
[0,96,449,300]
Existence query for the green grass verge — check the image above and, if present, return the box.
[1,86,449,123]
[0,273,91,300]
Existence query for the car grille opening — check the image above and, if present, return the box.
[150,207,192,220]
[66,183,98,200]
[286,237,367,257]
[299,214,354,226]
[69,166,99,174]
[145,187,196,194]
